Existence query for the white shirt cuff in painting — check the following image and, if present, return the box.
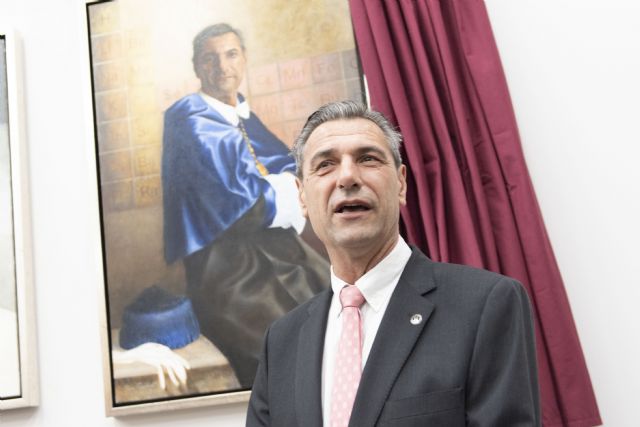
[263,172,306,234]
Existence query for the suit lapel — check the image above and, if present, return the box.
[295,289,332,427]
[349,250,437,427]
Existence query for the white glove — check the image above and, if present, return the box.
[112,342,191,390]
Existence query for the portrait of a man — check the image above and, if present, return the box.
[161,23,329,388]
[88,0,364,412]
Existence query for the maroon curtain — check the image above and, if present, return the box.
[349,1,601,426]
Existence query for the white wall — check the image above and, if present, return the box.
[0,0,637,425]
[486,1,640,426]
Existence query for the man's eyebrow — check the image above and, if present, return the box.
[354,145,389,159]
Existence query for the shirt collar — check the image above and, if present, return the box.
[198,92,250,126]
[330,237,412,313]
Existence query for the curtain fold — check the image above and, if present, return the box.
[349,1,601,426]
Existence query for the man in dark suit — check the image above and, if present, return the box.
[246,101,540,426]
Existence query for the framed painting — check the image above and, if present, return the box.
[85,0,366,415]
[0,30,39,411]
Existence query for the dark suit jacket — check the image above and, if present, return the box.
[246,247,540,426]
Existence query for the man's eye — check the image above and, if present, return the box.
[361,155,378,163]
[316,160,333,170]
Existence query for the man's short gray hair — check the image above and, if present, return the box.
[292,100,403,177]
[192,23,245,69]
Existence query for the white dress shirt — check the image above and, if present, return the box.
[198,92,305,234]
[321,237,412,426]
[199,91,250,125]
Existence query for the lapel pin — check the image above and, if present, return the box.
[410,314,422,325]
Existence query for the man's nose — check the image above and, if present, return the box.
[337,159,361,190]
[211,56,226,72]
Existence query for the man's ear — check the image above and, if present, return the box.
[398,164,408,206]
[296,176,308,217]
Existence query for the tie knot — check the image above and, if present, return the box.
[340,285,365,308]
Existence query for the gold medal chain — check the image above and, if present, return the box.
[238,120,269,177]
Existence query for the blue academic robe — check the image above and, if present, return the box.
[161,94,329,388]
[162,93,295,264]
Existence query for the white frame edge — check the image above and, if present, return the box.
[0,29,39,411]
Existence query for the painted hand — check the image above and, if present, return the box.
[112,342,191,390]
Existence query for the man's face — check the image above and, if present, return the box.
[194,32,246,105]
[297,118,407,255]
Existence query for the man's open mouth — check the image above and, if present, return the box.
[335,203,371,214]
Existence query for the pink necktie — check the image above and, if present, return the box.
[330,285,365,427]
